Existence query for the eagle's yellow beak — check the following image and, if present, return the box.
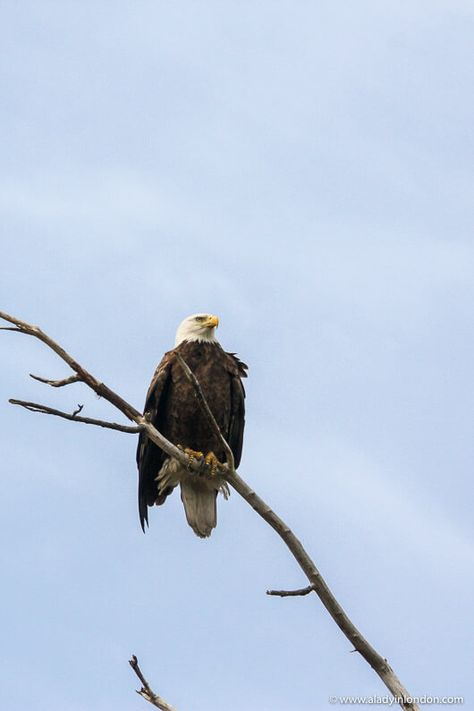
[205,315,219,329]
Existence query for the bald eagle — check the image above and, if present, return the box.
[136,314,247,537]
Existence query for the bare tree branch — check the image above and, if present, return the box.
[267,585,315,597]
[129,656,177,711]
[9,399,143,433]
[226,467,419,709]
[0,309,142,422]
[29,373,82,387]
[0,310,206,475]
[171,329,420,711]
[1,309,420,711]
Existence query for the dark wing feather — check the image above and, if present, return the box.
[136,352,173,531]
[226,354,247,468]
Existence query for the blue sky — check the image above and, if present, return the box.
[1,2,473,710]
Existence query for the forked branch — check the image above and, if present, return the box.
[9,399,143,433]
[1,309,419,711]
[0,310,206,475]
[129,656,177,711]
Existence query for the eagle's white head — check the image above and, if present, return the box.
[175,313,220,346]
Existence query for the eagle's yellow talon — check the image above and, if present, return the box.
[183,447,203,458]
[181,447,204,470]
[205,452,221,476]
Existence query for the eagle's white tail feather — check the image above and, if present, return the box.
[180,478,217,538]
[156,459,229,537]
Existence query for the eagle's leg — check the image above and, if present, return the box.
[204,452,223,476]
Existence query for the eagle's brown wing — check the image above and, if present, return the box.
[225,353,247,468]
[136,351,174,531]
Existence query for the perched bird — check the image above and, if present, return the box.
[136,313,247,537]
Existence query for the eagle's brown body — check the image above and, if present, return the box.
[137,339,247,536]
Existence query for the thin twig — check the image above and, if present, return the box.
[267,585,315,597]
[1,310,420,711]
[176,353,235,470]
[30,373,82,387]
[129,656,177,711]
[9,399,143,434]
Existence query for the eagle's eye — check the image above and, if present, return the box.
[195,316,206,322]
